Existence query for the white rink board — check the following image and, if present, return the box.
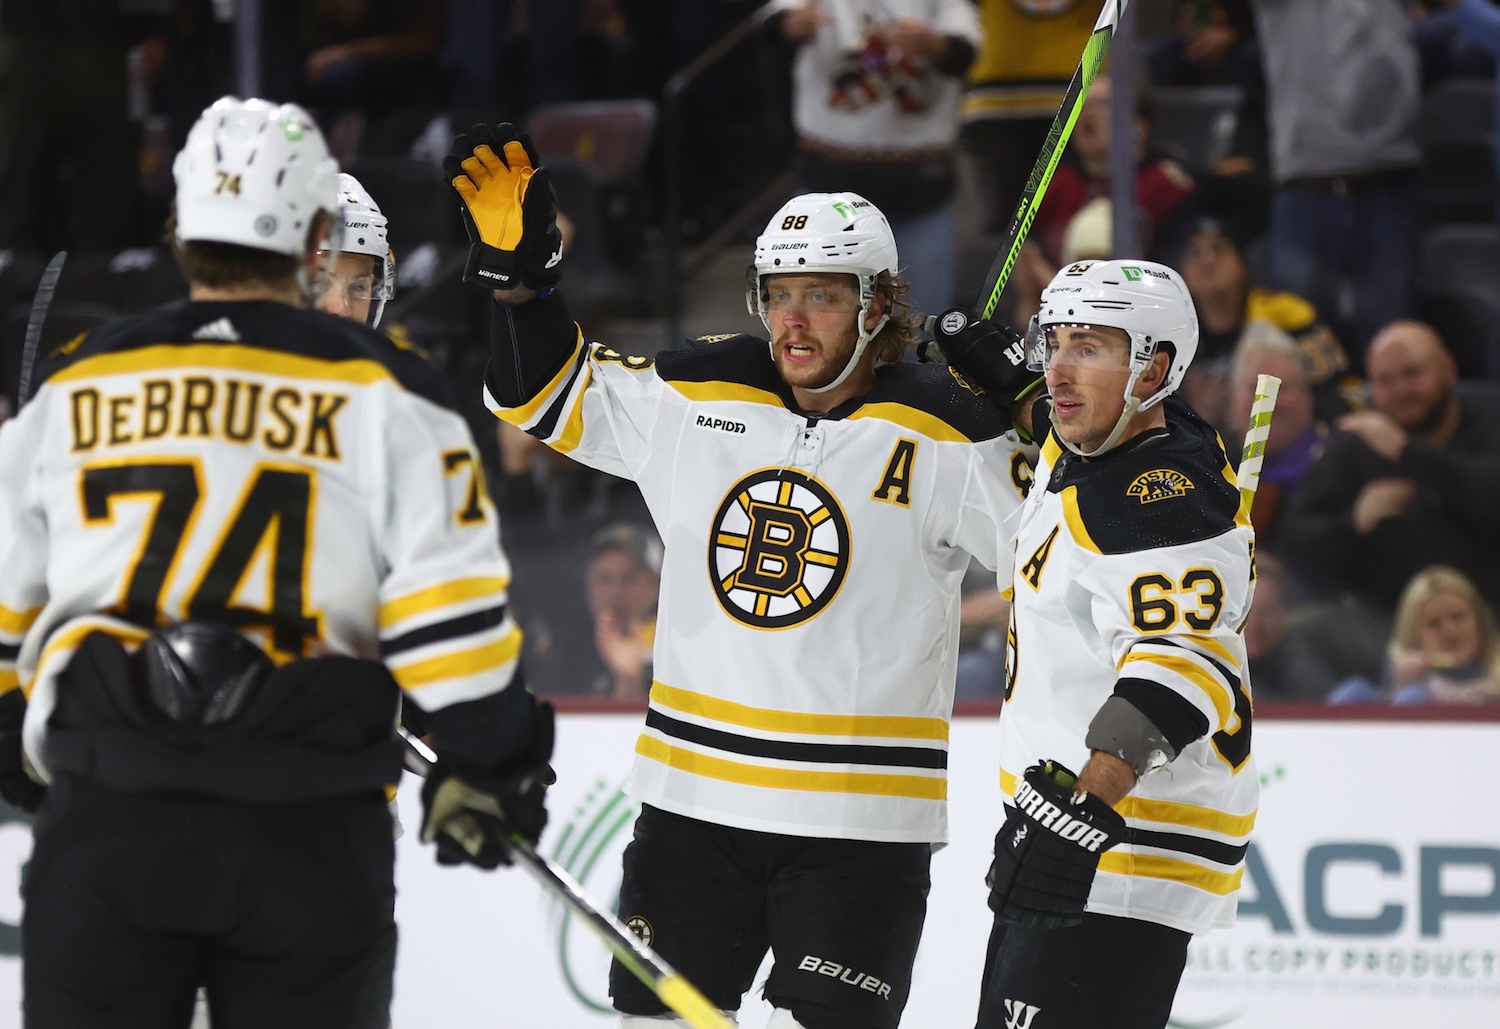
[0,716,1496,1028]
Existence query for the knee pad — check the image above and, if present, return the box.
[618,1015,738,1028]
[766,1010,813,1029]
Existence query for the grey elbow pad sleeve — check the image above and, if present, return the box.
[1085,695,1179,778]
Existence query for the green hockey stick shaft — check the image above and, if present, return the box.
[975,0,1131,320]
[398,727,733,1029]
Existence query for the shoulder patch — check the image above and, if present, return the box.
[695,333,739,344]
[1126,468,1195,504]
[947,364,984,396]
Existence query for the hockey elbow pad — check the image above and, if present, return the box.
[986,760,1127,929]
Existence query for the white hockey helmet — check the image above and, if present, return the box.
[1033,259,1199,456]
[173,97,342,260]
[746,192,900,394]
[331,173,396,327]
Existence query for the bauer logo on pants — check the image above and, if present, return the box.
[708,468,850,630]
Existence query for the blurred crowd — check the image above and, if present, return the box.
[2,0,1499,707]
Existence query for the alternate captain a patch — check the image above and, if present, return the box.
[1126,468,1194,504]
[709,468,850,629]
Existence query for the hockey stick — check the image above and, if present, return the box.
[397,727,733,1029]
[16,250,68,407]
[974,0,1129,319]
[1236,373,1281,519]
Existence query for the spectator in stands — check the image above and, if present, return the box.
[772,0,982,317]
[1245,553,1342,700]
[1148,0,1260,90]
[584,523,662,702]
[1250,0,1422,357]
[1281,320,1500,616]
[1009,76,1198,323]
[302,0,445,127]
[1412,0,1498,87]
[1439,0,1500,219]
[1175,217,1361,426]
[1330,564,1500,704]
[0,0,152,250]
[1225,321,1322,548]
[958,0,1101,238]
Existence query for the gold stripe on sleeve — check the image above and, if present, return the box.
[379,577,510,630]
[391,626,523,689]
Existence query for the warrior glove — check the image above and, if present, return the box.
[986,760,1127,929]
[929,309,1045,420]
[0,691,44,814]
[444,123,564,292]
[420,700,556,869]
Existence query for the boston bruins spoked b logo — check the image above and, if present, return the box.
[709,468,850,629]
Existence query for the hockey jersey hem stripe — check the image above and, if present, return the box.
[847,403,972,443]
[1126,828,1249,865]
[45,344,399,390]
[666,379,786,409]
[645,709,948,769]
[380,604,507,657]
[1098,853,1244,895]
[1000,768,1256,837]
[389,626,522,689]
[651,681,949,741]
[0,603,42,636]
[379,577,510,631]
[0,643,18,661]
[0,671,17,694]
[636,736,947,800]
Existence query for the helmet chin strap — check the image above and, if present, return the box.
[802,308,889,395]
[1057,395,1143,458]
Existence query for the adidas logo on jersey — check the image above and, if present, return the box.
[695,414,746,434]
[192,317,240,342]
[1126,468,1194,504]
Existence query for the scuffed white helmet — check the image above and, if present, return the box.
[746,192,899,394]
[173,97,341,259]
[1034,259,1200,455]
[333,173,395,327]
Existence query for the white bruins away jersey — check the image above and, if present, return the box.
[487,312,1029,843]
[1001,402,1258,933]
[0,300,521,778]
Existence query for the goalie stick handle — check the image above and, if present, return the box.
[1237,373,1281,520]
[975,0,1128,320]
[397,728,733,1029]
[17,250,67,407]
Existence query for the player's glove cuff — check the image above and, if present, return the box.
[419,701,556,869]
[928,308,1045,419]
[986,760,1127,929]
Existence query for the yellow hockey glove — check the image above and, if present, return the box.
[444,122,563,291]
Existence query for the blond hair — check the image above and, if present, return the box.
[1390,565,1500,694]
[869,270,919,365]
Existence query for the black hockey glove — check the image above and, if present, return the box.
[420,701,556,869]
[928,309,1045,420]
[0,690,44,815]
[986,760,1128,929]
[444,123,564,292]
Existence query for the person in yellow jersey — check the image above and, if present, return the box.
[445,121,1037,1029]
[967,259,1258,1029]
[0,97,552,1029]
[959,0,1104,234]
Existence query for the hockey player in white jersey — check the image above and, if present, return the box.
[445,122,1033,1029]
[967,260,1258,1029]
[318,172,397,328]
[0,98,552,1029]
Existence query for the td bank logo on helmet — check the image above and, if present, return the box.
[1121,265,1172,282]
